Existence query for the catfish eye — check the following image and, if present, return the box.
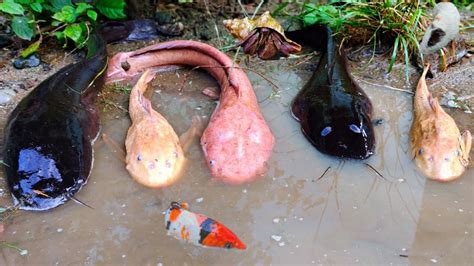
[349,124,362,134]
[418,148,423,155]
[444,157,451,162]
[321,126,332,137]
[455,149,462,157]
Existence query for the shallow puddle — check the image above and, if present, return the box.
[0,50,472,265]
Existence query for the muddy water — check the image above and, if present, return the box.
[0,53,472,265]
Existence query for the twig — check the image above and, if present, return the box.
[356,78,414,94]
[203,0,222,47]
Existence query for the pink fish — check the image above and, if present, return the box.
[106,40,274,184]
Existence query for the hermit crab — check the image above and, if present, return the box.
[223,11,301,60]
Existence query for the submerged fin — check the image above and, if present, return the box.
[179,116,204,153]
[460,130,472,166]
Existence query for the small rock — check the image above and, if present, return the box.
[0,34,12,48]
[157,22,184,36]
[13,54,41,69]
[155,10,175,25]
[0,89,17,105]
[271,235,282,242]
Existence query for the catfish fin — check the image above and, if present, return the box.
[460,130,472,166]
[428,96,443,116]
[179,115,204,154]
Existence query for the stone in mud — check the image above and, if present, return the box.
[156,22,184,36]
[0,89,17,105]
[13,54,41,69]
[154,10,175,25]
[0,33,12,48]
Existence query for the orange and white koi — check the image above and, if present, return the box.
[164,202,246,249]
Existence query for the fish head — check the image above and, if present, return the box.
[164,202,186,229]
[413,137,470,182]
[125,141,184,188]
[309,112,375,160]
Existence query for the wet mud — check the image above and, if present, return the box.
[0,41,472,264]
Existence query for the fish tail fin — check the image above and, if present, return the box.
[421,63,430,80]
[71,196,94,210]
[414,63,433,110]
[428,96,443,116]
[460,130,472,166]
[129,70,155,119]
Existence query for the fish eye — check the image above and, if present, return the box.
[455,149,462,157]
[444,157,451,162]
[321,126,332,137]
[349,124,361,134]
[418,148,424,155]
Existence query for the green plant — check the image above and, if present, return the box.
[0,0,126,57]
[275,1,427,81]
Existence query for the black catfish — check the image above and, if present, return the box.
[3,32,107,210]
[286,25,375,159]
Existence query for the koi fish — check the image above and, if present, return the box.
[164,202,246,249]
[106,40,274,184]
[410,64,471,182]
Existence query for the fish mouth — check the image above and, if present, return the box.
[302,122,376,160]
[427,174,462,183]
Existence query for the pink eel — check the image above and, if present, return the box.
[106,40,275,184]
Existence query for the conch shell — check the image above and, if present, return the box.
[223,11,301,60]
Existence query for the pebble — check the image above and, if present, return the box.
[13,54,41,69]
[272,218,280,223]
[271,235,282,242]
[0,33,12,48]
[0,89,17,105]
[20,249,28,256]
[278,242,285,247]
[57,228,63,233]
[195,197,203,203]
[430,258,438,263]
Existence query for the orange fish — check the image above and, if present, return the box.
[410,64,472,182]
[125,70,197,187]
[164,202,246,249]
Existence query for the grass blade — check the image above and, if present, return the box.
[400,36,410,82]
[387,35,400,73]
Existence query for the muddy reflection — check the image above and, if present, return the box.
[0,53,472,264]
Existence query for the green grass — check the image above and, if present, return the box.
[274,1,430,81]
